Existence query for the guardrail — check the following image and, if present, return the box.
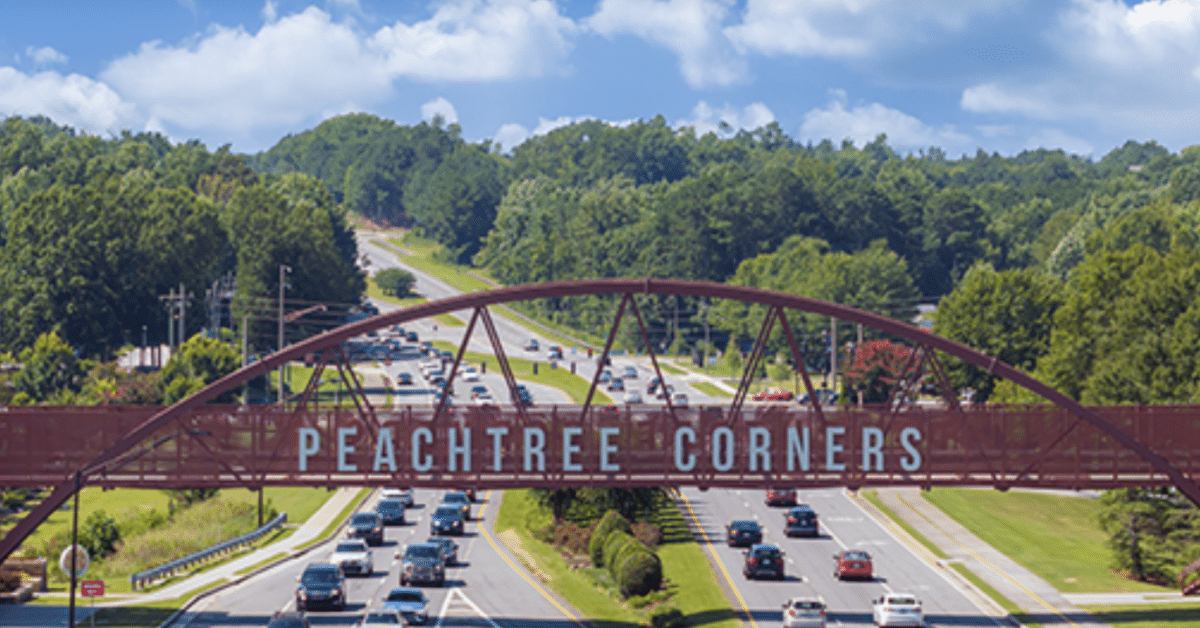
[130,512,286,590]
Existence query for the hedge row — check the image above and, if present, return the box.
[588,510,663,598]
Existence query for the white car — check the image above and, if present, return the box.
[624,391,643,404]
[462,366,480,382]
[381,487,414,507]
[357,610,404,628]
[782,596,826,628]
[474,392,496,406]
[873,593,924,627]
[330,539,373,576]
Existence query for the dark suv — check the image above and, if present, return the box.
[430,505,464,536]
[399,543,445,587]
[295,563,346,611]
[743,544,786,580]
[726,519,763,547]
[349,512,384,545]
[376,498,407,525]
[784,504,819,537]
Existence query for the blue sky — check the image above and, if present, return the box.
[1,0,1198,158]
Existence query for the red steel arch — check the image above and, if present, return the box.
[3,278,1198,563]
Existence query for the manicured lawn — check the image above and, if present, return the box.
[923,488,1172,593]
[430,341,613,405]
[691,381,733,398]
[493,489,738,628]
[1078,602,1200,627]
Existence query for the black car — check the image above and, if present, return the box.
[511,384,533,406]
[399,543,445,586]
[397,372,413,385]
[267,611,310,628]
[296,563,346,611]
[349,512,385,545]
[426,536,459,565]
[784,505,819,537]
[442,491,472,521]
[406,331,419,342]
[430,505,465,536]
[743,544,786,580]
[726,519,763,547]
[376,498,407,525]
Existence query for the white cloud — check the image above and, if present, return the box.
[492,122,531,153]
[421,97,458,124]
[800,90,972,153]
[96,2,575,137]
[587,0,746,87]
[1024,128,1094,156]
[25,46,67,65]
[369,0,576,82]
[262,0,279,23]
[492,115,633,153]
[725,0,1009,58]
[0,68,138,135]
[675,100,775,136]
[959,0,1200,148]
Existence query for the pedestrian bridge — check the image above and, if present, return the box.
[2,279,1198,567]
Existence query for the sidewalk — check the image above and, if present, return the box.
[100,486,367,606]
[867,487,1111,628]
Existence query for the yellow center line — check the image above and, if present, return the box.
[895,491,1082,628]
[677,491,760,628]
[475,489,587,627]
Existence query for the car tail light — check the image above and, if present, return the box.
[787,609,795,617]
[748,558,757,565]
[788,517,796,523]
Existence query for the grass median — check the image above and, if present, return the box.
[922,487,1173,594]
[690,381,733,399]
[1078,602,1200,627]
[366,276,463,327]
[493,489,738,628]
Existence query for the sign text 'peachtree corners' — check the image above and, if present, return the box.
[296,425,925,474]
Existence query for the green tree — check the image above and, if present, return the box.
[374,268,415,297]
[161,334,241,404]
[1098,488,1200,584]
[11,332,88,405]
[932,264,1063,402]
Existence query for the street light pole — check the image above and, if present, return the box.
[278,265,291,405]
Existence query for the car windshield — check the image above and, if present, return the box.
[387,590,424,602]
[378,499,403,510]
[301,568,339,585]
[752,546,780,557]
[731,520,759,531]
[845,551,870,560]
[792,600,824,610]
[364,612,401,624]
[405,545,439,559]
[352,513,378,525]
[435,507,461,518]
[335,543,364,553]
[444,492,467,503]
[888,597,917,606]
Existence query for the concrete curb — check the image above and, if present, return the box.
[156,488,377,628]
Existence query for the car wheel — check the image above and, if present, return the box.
[400,576,407,585]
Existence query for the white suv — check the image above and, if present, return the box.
[872,593,923,627]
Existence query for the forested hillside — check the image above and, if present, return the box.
[0,116,364,359]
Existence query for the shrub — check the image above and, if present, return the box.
[0,571,21,592]
[375,268,416,297]
[79,510,121,558]
[551,521,591,555]
[589,510,631,567]
[602,531,636,577]
[608,536,650,581]
[631,521,662,547]
[617,551,663,598]
[649,606,687,628]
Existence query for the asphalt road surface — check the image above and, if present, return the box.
[179,488,583,628]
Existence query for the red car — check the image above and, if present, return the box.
[834,549,873,580]
[753,388,794,402]
[766,488,797,507]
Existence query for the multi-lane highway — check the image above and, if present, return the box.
[678,486,1003,627]
[180,488,583,627]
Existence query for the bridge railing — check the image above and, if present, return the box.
[129,512,286,590]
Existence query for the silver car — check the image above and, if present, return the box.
[782,597,826,628]
[329,539,373,576]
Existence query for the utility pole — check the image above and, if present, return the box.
[278,265,291,405]
[165,288,175,349]
[702,300,710,373]
[178,282,187,346]
[242,315,249,406]
[830,317,838,392]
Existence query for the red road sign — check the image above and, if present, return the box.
[81,580,104,597]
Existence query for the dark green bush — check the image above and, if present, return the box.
[78,510,121,558]
[649,606,686,628]
[617,551,663,597]
[608,536,650,581]
[602,531,636,575]
[0,571,21,592]
[375,268,416,297]
[589,510,630,567]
